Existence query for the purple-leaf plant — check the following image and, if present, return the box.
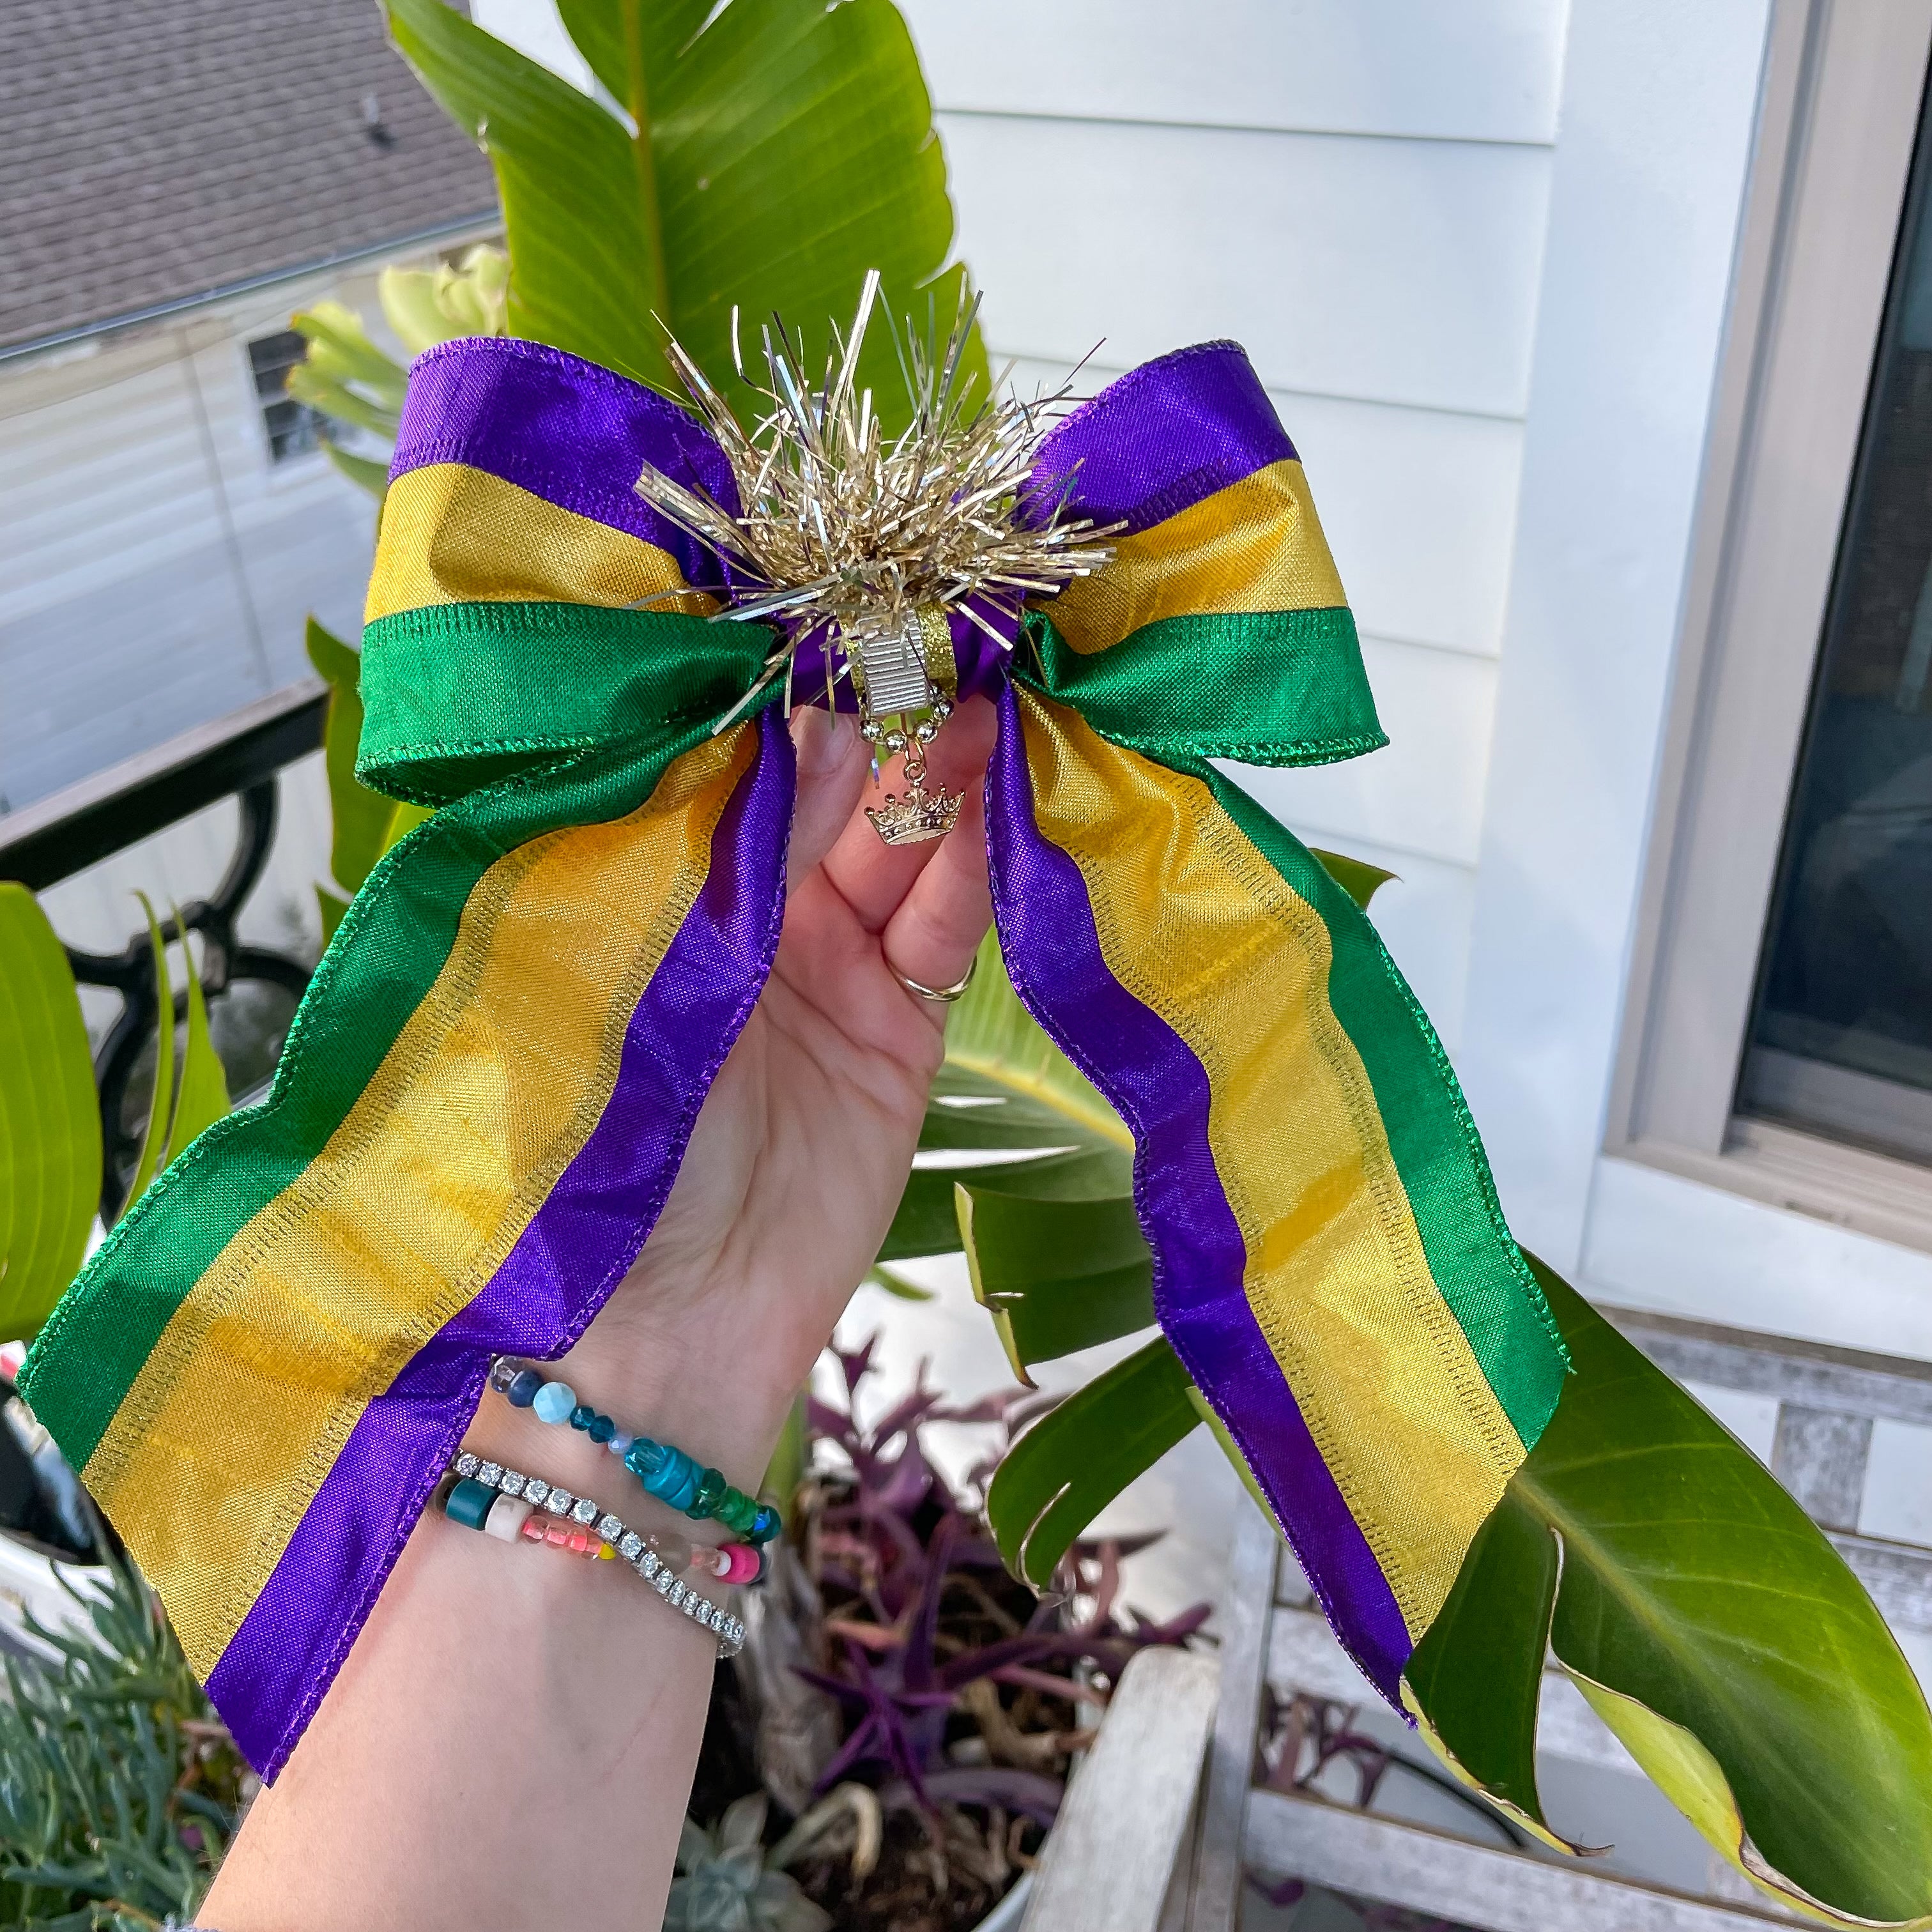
[793,1339,1209,1825]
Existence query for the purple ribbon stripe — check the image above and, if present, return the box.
[984,687,1413,1701]
[208,712,793,1774]
[393,337,743,598]
[1026,341,1296,536]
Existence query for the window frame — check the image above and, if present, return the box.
[245,328,326,468]
[1611,0,1932,1254]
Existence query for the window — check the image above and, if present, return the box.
[247,330,323,464]
[1740,73,1932,1165]
[1614,0,1932,1248]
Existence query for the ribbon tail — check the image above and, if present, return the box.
[22,709,793,1774]
[985,682,1567,1705]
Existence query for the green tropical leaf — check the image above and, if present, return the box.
[285,364,401,441]
[880,933,1131,1264]
[379,247,509,355]
[958,1182,1152,1383]
[986,1337,1200,1587]
[305,618,430,911]
[1308,845,1395,912]
[288,300,409,411]
[120,896,176,1224]
[0,884,100,1337]
[320,440,393,502]
[386,0,983,427]
[167,914,231,1158]
[1405,1259,1932,1924]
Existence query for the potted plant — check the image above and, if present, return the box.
[671,1338,1208,1932]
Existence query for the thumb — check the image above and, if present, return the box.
[787,707,868,884]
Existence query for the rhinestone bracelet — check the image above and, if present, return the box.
[440,1453,746,1657]
[487,1356,781,1547]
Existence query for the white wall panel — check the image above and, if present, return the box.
[1236,636,1496,868]
[1006,356,1526,656]
[1458,0,1777,1273]
[0,361,227,622]
[900,0,1567,146]
[947,114,1552,415]
[1276,391,1524,656]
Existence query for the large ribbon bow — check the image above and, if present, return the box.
[24,336,1566,1774]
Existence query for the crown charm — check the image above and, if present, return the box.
[866,772,962,845]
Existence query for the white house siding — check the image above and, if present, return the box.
[0,252,450,816]
[901,0,1568,1053]
[1,244,489,985]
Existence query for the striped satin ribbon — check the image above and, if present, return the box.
[22,332,1566,1770]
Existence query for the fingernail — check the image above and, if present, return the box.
[793,705,858,776]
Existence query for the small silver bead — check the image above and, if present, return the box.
[933,696,954,719]
[915,720,937,743]
[884,730,905,753]
[860,720,882,743]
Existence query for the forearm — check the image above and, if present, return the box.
[200,1305,798,1932]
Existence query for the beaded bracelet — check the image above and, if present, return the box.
[437,1455,747,1656]
[486,1356,781,1546]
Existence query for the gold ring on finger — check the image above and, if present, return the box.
[890,957,977,1005]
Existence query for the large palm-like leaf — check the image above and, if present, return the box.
[916,887,1932,1923]
[0,885,100,1338]
[385,0,983,424]
[1406,1262,1932,1926]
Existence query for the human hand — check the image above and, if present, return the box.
[471,696,999,1490]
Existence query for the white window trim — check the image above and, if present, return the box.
[1450,0,1932,1361]
[1613,0,1932,1258]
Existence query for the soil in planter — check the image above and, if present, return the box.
[788,1806,1045,1932]
[686,1648,1050,1932]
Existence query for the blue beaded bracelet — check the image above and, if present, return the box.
[487,1356,782,1547]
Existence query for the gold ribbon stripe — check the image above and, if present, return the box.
[1047,459,1347,657]
[84,730,753,1678]
[366,463,719,623]
[1017,691,1521,1636]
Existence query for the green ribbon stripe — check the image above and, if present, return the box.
[1028,608,1386,769]
[1192,760,1568,1446]
[23,601,765,1468]
[1021,607,1566,1445]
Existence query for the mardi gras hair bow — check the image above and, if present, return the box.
[22,328,1566,1775]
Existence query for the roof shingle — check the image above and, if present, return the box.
[0,0,499,353]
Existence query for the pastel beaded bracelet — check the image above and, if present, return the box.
[436,1455,747,1655]
[487,1356,781,1547]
